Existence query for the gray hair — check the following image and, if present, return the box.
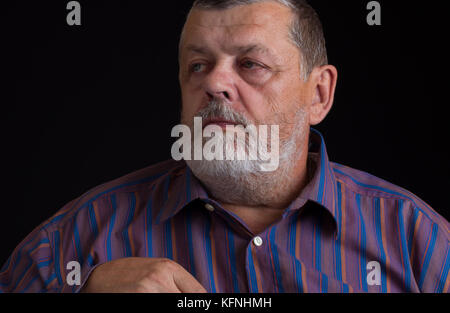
[187,0,328,80]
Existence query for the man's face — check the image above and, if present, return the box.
[178,2,312,141]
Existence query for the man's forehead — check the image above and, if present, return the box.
[181,3,295,57]
[184,2,293,38]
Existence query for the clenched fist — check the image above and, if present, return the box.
[81,257,206,293]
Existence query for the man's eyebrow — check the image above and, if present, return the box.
[184,44,273,57]
[185,44,210,55]
[234,44,271,55]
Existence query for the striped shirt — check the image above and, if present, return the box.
[1,128,448,293]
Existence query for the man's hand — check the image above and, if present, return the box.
[81,257,207,293]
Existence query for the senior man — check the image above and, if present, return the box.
[1,0,448,293]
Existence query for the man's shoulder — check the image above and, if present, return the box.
[330,162,449,232]
[42,159,185,232]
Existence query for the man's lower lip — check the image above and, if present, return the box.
[204,122,237,128]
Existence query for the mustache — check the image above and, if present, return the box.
[193,99,251,127]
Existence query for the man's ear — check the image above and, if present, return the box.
[308,65,338,125]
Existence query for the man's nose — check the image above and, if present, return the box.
[206,90,230,102]
[203,64,238,103]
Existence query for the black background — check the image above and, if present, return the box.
[1,0,448,266]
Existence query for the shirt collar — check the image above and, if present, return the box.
[286,128,340,237]
[147,161,208,225]
[148,128,340,237]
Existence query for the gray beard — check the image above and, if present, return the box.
[184,106,308,207]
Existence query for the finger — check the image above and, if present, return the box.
[172,265,207,293]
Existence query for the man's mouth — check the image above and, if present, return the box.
[202,118,240,129]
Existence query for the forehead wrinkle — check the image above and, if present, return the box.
[188,24,278,53]
[182,22,263,54]
[192,21,266,43]
[195,22,264,29]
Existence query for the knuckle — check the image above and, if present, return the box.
[142,273,170,291]
[135,278,155,293]
[142,259,178,288]
[146,270,161,280]
[145,269,167,285]
[155,258,176,271]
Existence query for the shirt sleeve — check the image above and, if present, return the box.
[409,208,450,293]
[0,225,59,292]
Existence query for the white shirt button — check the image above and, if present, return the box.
[205,204,215,212]
[253,236,263,247]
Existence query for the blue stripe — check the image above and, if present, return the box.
[289,211,303,292]
[327,149,340,237]
[73,220,84,265]
[435,248,450,292]
[204,219,216,292]
[418,223,439,289]
[163,194,182,224]
[317,135,326,203]
[397,200,412,292]
[288,213,296,256]
[246,245,259,293]
[314,222,321,272]
[186,209,196,277]
[185,167,195,275]
[294,260,304,293]
[146,193,153,257]
[355,194,368,292]
[334,182,343,282]
[53,231,63,285]
[122,193,136,257]
[407,208,420,258]
[44,272,57,288]
[373,198,387,293]
[186,166,192,201]
[106,194,118,261]
[226,228,240,292]
[269,227,284,292]
[342,284,349,293]
[310,128,328,208]
[87,202,99,238]
[87,254,94,267]
[321,274,328,293]
[164,220,173,259]
[155,175,171,224]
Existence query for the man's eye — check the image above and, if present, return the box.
[191,63,205,73]
[241,60,260,69]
